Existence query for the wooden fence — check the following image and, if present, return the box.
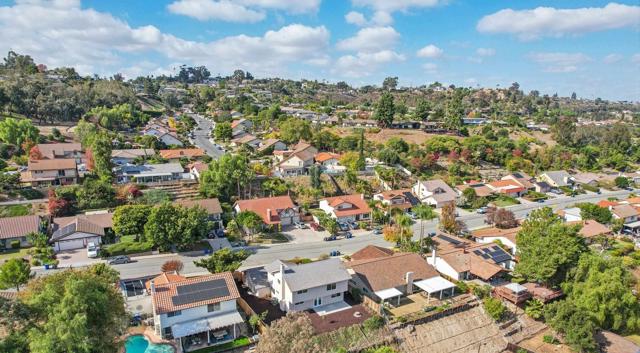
[362,295,383,315]
[237,297,267,335]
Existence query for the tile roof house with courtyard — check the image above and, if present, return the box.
[373,189,420,212]
[21,158,79,187]
[234,195,300,227]
[319,194,372,222]
[159,148,206,162]
[151,272,245,351]
[539,170,575,188]
[50,213,113,252]
[346,247,450,303]
[0,215,43,249]
[427,233,514,283]
[412,179,457,208]
[265,258,351,312]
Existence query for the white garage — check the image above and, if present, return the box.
[51,218,104,252]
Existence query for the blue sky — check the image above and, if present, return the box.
[0,0,639,101]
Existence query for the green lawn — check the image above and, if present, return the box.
[190,337,251,353]
[492,197,520,207]
[0,204,31,218]
[249,233,289,245]
[625,334,640,345]
[0,248,30,262]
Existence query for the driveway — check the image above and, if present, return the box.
[283,228,327,244]
[56,249,102,267]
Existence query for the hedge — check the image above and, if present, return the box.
[101,240,154,257]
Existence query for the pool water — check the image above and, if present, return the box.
[125,335,175,353]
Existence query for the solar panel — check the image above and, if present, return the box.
[172,279,230,306]
[481,254,490,259]
[439,235,461,245]
[493,255,512,263]
[473,250,482,255]
[491,246,501,251]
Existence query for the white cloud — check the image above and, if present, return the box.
[167,0,265,23]
[478,3,640,40]
[0,1,330,76]
[334,50,404,77]
[603,53,623,64]
[345,10,393,27]
[416,44,443,58]
[476,48,495,57]
[336,26,400,52]
[422,62,437,74]
[345,11,367,26]
[528,52,591,73]
[352,0,445,13]
[167,0,320,22]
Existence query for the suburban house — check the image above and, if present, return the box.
[413,179,458,208]
[231,118,253,137]
[611,204,640,224]
[159,148,206,162]
[50,212,113,251]
[572,172,601,187]
[471,227,520,255]
[231,134,261,149]
[157,132,184,147]
[372,189,420,213]
[485,179,527,197]
[36,142,83,161]
[501,172,535,190]
[177,198,223,229]
[273,142,317,177]
[234,195,300,228]
[315,152,341,167]
[115,163,187,184]
[111,149,155,165]
[346,246,454,304]
[242,267,270,298]
[319,194,372,222]
[187,161,208,180]
[539,170,575,188]
[257,139,287,154]
[265,258,351,312]
[558,207,583,222]
[21,158,78,187]
[427,233,513,283]
[143,125,184,147]
[0,215,43,249]
[456,181,493,198]
[570,220,612,242]
[151,272,245,352]
[145,272,186,294]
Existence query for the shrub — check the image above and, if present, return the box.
[455,281,469,294]
[101,240,154,257]
[10,240,21,249]
[363,316,385,331]
[525,299,544,319]
[483,297,506,321]
[542,335,558,344]
[19,188,44,200]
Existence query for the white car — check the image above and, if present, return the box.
[87,242,99,258]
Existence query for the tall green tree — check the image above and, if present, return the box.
[544,300,598,353]
[515,207,586,287]
[414,204,437,252]
[112,204,152,239]
[373,92,395,127]
[0,117,39,148]
[194,248,250,273]
[89,132,112,182]
[144,203,211,251]
[200,154,254,201]
[213,121,232,141]
[0,258,32,291]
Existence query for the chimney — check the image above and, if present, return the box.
[431,248,437,266]
[266,209,271,222]
[405,272,414,295]
[361,193,365,200]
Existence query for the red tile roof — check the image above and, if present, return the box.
[235,195,297,225]
[597,200,619,208]
[159,148,205,159]
[152,272,239,315]
[315,152,341,163]
[145,272,187,292]
[322,194,371,217]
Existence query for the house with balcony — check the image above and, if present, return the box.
[273,142,317,177]
[265,258,351,312]
[319,194,372,223]
[151,272,245,352]
[21,158,78,187]
[412,179,457,208]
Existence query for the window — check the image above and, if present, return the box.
[207,303,221,312]
[326,283,337,291]
[297,289,308,294]
[331,293,341,298]
[163,327,173,339]
[167,310,181,317]
[363,287,369,293]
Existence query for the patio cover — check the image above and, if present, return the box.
[414,276,455,294]
[375,287,403,301]
[171,311,244,338]
[625,221,640,229]
[505,282,527,294]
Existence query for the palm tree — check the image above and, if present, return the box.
[394,213,413,245]
[414,204,437,253]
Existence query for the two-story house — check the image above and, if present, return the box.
[36,143,83,162]
[115,163,187,184]
[413,179,457,208]
[372,189,420,213]
[319,194,372,223]
[234,195,300,228]
[151,273,245,352]
[21,158,78,187]
[274,143,318,177]
[611,204,640,224]
[265,258,351,312]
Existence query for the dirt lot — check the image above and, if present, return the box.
[518,329,574,353]
[509,130,556,149]
[334,128,462,145]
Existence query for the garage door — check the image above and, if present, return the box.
[56,238,85,251]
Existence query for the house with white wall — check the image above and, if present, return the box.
[265,258,351,312]
[412,179,457,208]
[319,194,372,222]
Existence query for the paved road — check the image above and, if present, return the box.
[0,198,47,206]
[189,113,224,159]
[32,189,634,279]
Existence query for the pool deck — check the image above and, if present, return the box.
[124,325,179,352]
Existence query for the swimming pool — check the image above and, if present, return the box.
[125,335,175,353]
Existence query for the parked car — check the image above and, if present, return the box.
[338,222,349,231]
[343,231,353,239]
[372,227,383,235]
[324,235,337,241]
[86,242,99,258]
[329,250,341,256]
[348,221,359,230]
[476,207,488,214]
[537,199,545,203]
[294,221,308,229]
[108,255,131,265]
